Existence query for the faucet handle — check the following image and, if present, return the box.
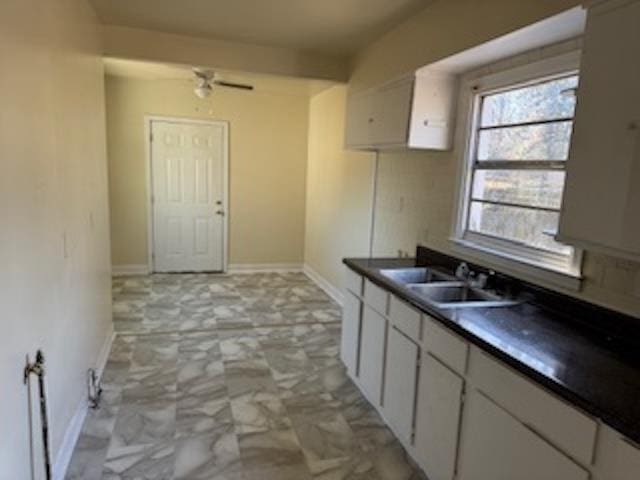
[455,262,470,279]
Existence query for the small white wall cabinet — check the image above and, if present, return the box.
[413,353,464,480]
[457,391,589,480]
[382,326,419,446]
[557,0,640,260]
[358,305,387,406]
[345,72,457,151]
[340,292,362,377]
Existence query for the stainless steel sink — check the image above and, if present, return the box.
[407,283,518,309]
[379,267,456,284]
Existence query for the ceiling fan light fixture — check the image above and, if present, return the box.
[194,82,212,98]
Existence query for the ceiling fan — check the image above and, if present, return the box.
[192,68,254,98]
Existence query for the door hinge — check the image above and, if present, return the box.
[150,132,154,142]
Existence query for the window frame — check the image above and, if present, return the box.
[452,51,583,289]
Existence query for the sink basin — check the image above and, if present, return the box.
[379,267,455,284]
[407,283,517,309]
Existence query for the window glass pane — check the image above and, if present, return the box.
[468,201,571,255]
[477,121,573,161]
[480,75,578,127]
[471,170,565,210]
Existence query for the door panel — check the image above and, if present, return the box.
[413,353,463,480]
[359,306,387,406]
[151,120,226,272]
[383,327,419,447]
[341,292,362,377]
[457,390,589,480]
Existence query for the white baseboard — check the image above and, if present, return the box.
[53,325,115,480]
[112,264,150,276]
[303,264,344,306]
[227,263,303,274]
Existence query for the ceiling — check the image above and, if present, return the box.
[103,58,336,97]
[89,0,432,56]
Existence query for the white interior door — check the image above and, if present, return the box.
[151,120,227,272]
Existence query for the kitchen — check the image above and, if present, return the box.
[2,0,639,479]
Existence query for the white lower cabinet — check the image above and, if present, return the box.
[413,353,463,480]
[383,326,419,446]
[457,390,589,480]
[358,305,387,406]
[340,292,362,377]
[340,269,633,480]
[594,426,640,480]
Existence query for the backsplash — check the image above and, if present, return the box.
[371,152,640,317]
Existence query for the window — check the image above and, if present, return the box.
[455,59,582,279]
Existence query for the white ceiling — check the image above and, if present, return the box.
[89,0,432,56]
[103,58,336,97]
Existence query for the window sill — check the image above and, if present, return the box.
[449,237,583,292]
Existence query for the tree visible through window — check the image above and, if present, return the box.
[464,74,578,261]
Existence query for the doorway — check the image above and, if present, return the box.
[148,117,229,272]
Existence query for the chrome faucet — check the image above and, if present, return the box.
[455,262,471,280]
[455,262,493,289]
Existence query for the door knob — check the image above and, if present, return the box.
[216,210,225,216]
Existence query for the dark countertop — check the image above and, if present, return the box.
[344,254,640,445]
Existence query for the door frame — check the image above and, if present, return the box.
[144,115,230,273]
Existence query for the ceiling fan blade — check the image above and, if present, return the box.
[213,80,254,91]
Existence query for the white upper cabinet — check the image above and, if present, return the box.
[557,0,640,260]
[345,72,457,151]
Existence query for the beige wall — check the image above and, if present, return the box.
[106,76,310,267]
[304,86,375,291]
[349,0,582,91]
[103,25,348,81]
[0,1,112,477]
[350,0,640,316]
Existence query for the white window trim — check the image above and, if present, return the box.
[451,50,584,292]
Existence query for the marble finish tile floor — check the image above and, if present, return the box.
[111,272,342,334]
[66,273,425,479]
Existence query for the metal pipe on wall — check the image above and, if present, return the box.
[24,350,52,480]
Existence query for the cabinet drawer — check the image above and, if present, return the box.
[364,279,388,315]
[422,314,467,375]
[389,295,421,342]
[345,267,363,296]
[468,347,597,465]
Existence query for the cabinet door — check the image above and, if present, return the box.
[340,292,362,377]
[370,78,413,146]
[383,327,419,446]
[413,353,463,480]
[457,391,589,480]
[594,426,640,480]
[359,306,387,406]
[345,90,374,148]
[558,0,640,259]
